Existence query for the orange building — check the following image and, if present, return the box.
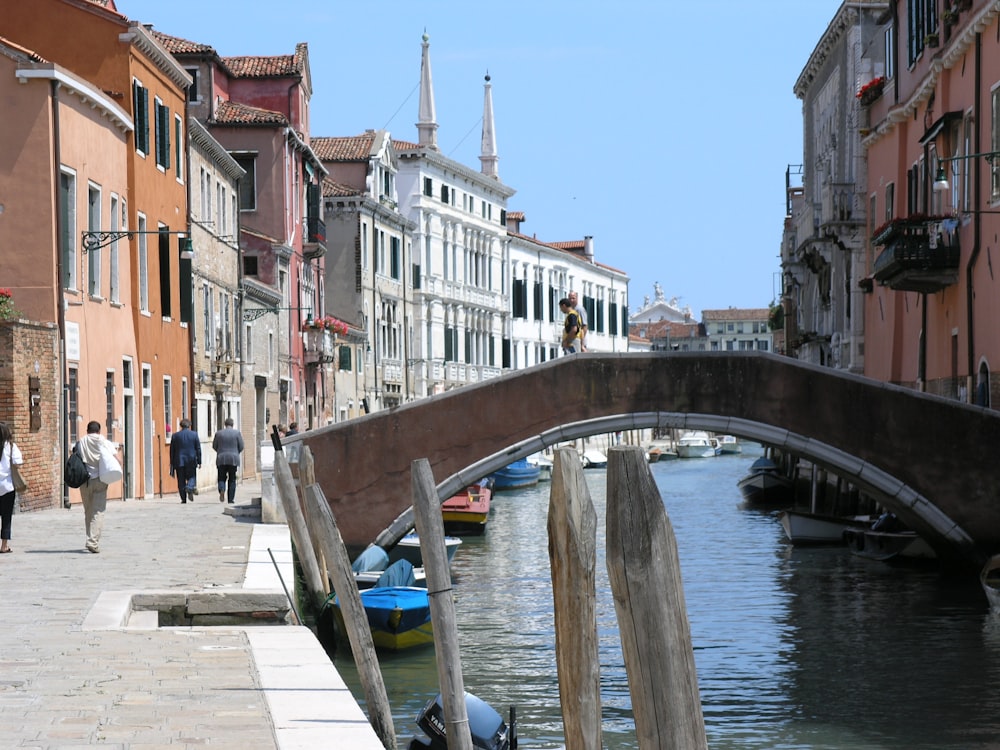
[7,0,193,498]
[863,0,999,406]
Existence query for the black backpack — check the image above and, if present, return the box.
[65,446,89,488]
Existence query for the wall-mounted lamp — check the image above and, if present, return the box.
[933,165,950,193]
[81,229,192,254]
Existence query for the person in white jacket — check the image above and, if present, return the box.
[76,420,120,553]
[0,421,24,554]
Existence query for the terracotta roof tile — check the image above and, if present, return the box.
[213,100,287,126]
[312,134,375,162]
[223,43,307,78]
[322,178,362,198]
[507,211,525,221]
[0,36,48,62]
[702,308,770,321]
[391,138,420,151]
[151,30,214,56]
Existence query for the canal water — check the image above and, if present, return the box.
[333,445,1000,749]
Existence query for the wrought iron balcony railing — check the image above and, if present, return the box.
[872,218,960,293]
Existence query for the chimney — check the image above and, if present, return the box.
[583,235,594,261]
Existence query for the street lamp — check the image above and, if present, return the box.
[81,229,194,258]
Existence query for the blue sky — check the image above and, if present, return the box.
[123,0,843,315]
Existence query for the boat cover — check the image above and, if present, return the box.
[376,559,416,587]
[360,586,431,633]
[352,545,389,573]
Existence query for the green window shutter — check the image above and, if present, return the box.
[339,345,352,371]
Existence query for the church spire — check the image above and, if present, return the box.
[479,71,499,179]
[416,31,439,151]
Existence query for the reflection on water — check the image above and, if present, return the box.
[334,447,1000,748]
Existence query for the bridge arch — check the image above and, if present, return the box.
[290,352,1000,567]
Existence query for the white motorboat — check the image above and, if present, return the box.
[676,431,717,459]
[581,449,607,468]
[715,434,742,454]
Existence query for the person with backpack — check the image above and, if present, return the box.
[76,420,121,554]
[559,298,582,354]
[0,421,24,554]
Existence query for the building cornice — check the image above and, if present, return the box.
[397,146,517,199]
[120,23,192,94]
[794,2,889,98]
[15,63,133,134]
[188,117,245,180]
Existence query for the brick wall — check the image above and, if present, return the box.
[0,320,62,512]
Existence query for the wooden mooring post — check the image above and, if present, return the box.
[411,458,473,750]
[303,483,397,750]
[547,446,602,749]
[605,445,708,749]
[296,447,330,595]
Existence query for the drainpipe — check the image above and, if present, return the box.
[371,204,380,408]
[965,32,984,403]
[51,79,69,509]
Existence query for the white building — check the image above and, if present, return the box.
[394,35,515,397]
[507,218,629,364]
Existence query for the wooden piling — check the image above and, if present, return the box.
[303,484,397,750]
[547,447,602,749]
[272,450,326,610]
[297,447,330,595]
[605,445,708,750]
[411,458,473,750]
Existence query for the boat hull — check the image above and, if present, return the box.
[334,586,434,651]
[842,527,936,561]
[676,431,716,458]
[489,458,541,490]
[778,510,871,545]
[980,554,1000,612]
[441,485,491,536]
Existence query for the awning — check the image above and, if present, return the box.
[920,111,963,145]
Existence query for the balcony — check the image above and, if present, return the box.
[872,218,960,293]
[303,216,326,259]
[303,329,336,364]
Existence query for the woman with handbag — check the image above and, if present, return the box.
[0,421,25,554]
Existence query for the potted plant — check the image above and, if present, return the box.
[925,31,940,47]
[943,6,959,25]
[856,76,886,106]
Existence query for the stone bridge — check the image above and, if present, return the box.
[286,352,1000,569]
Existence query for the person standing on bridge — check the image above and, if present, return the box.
[569,290,588,351]
[559,298,582,354]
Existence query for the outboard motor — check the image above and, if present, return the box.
[408,691,512,750]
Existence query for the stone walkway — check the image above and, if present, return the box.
[0,479,384,749]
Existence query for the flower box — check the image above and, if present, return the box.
[857,76,886,106]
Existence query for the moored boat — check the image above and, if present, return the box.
[334,585,434,651]
[388,532,462,567]
[980,554,1000,612]
[676,431,717,459]
[581,449,607,468]
[488,457,541,490]
[716,434,742,454]
[778,509,871,545]
[737,457,794,505]
[441,481,492,536]
[842,514,936,562]
[527,453,553,482]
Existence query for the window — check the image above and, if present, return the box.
[992,88,1000,203]
[609,302,619,336]
[185,67,199,103]
[181,378,189,421]
[154,98,171,170]
[105,371,115,435]
[244,255,258,276]
[884,25,895,81]
[158,230,172,318]
[138,214,149,311]
[163,377,172,436]
[87,184,101,297]
[339,345,352,371]
[233,154,256,210]
[390,236,401,279]
[512,278,527,319]
[423,177,433,197]
[132,80,149,155]
[440,184,449,203]
[60,170,77,289]
[203,283,212,355]
[110,194,120,303]
[174,114,184,182]
[68,366,79,444]
[245,323,253,363]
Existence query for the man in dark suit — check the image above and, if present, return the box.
[169,418,202,503]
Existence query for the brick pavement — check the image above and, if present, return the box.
[0,479,385,749]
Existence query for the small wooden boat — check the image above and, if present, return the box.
[334,585,434,651]
[737,457,794,505]
[441,482,492,536]
[778,509,871,545]
[980,554,1000,612]
[388,532,462,567]
[488,457,540,490]
[842,515,936,562]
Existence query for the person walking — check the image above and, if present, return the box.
[0,421,24,554]
[76,420,120,553]
[285,422,299,436]
[169,418,202,503]
[212,418,244,504]
[559,297,582,354]
[568,290,588,352]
